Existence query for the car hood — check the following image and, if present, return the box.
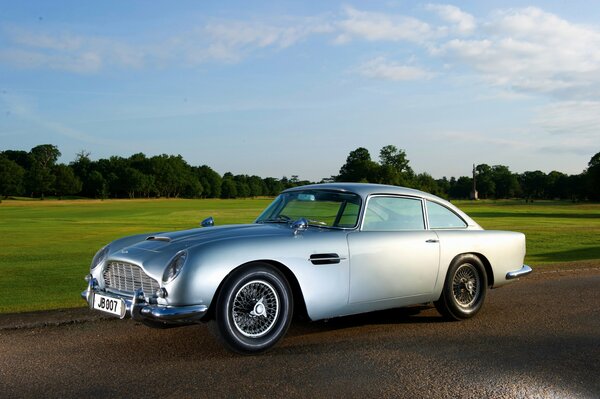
[108,223,294,277]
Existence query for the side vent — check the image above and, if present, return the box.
[309,253,343,265]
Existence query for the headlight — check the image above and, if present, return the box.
[163,250,187,283]
[90,245,110,270]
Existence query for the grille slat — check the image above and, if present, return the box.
[103,261,160,295]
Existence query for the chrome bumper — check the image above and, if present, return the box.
[506,264,533,280]
[81,276,208,323]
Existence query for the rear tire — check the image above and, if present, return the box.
[435,254,487,320]
[213,263,293,354]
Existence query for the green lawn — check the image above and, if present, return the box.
[0,198,598,313]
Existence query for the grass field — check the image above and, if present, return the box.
[1,198,599,313]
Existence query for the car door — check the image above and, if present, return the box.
[347,195,440,304]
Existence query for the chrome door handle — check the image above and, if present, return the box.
[426,239,439,243]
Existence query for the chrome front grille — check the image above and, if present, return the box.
[103,261,160,295]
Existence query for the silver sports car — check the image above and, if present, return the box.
[82,183,532,353]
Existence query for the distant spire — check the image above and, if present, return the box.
[470,164,478,200]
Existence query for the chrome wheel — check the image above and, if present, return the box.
[435,254,487,320]
[452,263,481,308]
[232,280,279,338]
[213,264,293,354]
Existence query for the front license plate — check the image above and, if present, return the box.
[93,293,125,318]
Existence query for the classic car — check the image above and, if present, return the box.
[82,183,532,353]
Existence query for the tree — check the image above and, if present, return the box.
[27,144,61,198]
[194,165,222,198]
[585,151,600,200]
[546,171,569,200]
[221,178,238,199]
[0,157,25,198]
[71,151,94,197]
[379,145,411,174]
[520,171,547,200]
[337,147,379,182]
[492,165,520,199]
[88,170,108,199]
[475,164,495,199]
[53,164,82,199]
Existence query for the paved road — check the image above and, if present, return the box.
[1,269,599,399]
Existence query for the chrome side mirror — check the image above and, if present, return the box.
[291,218,308,235]
[201,216,214,227]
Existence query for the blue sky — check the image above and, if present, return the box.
[1,1,599,181]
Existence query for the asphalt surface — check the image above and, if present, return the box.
[1,268,599,399]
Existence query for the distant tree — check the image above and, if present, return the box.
[88,170,108,199]
[449,176,472,199]
[520,171,547,200]
[263,177,284,196]
[70,151,94,197]
[337,147,379,182]
[475,164,495,199]
[585,151,600,200]
[492,165,520,199]
[546,171,569,200]
[221,178,237,199]
[414,173,441,196]
[1,150,30,170]
[53,164,82,199]
[26,144,61,198]
[194,165,222,198]
[248,175,266,197]
[0,157,25,198]
[379,145,412,174]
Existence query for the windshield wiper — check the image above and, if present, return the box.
[261,215,292,224]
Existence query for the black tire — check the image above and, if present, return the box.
[213,263,293,354]
[435,254,488,320]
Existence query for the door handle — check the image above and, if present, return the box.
[426,239,439,243]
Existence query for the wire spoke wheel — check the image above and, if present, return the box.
[435,254,487,321]
[451,263,481,308]
[232,280,279,338]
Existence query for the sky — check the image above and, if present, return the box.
[1,1,599,181]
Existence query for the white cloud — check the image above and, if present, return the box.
[335,6,432,44]
[426,4,476,34]
[358,57,433,81]
[533,101,600,137]
[0,17,333,72]
[434,7,600,99]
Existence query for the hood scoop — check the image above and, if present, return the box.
[146,236,171,243]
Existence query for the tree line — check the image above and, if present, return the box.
[334,145,600,201]
[0,144,599,201]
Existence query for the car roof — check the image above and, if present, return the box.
[284,182,435,200]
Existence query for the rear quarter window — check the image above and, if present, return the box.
[426,200,467,229]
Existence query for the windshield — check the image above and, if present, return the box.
[255,190,362,228]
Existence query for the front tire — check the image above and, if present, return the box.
[213,263,293,354]
[435,254,487,320]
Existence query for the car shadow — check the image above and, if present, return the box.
[285,305,444,338]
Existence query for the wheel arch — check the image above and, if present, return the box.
[447,252,494,287]
[206,259,309,321]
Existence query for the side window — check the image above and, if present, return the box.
[426,201,467,229]
[337,202,360,227]
[363,196,425,231]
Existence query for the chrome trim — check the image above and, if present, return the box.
[103,261,160,295]
[81,277,208,323]
[146,236,171,242]
[506,264,533,280]
[292,218,308,235]
[309,253,346,265]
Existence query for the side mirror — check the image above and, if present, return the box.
[201,216,214,227]
[291,218,308,235]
